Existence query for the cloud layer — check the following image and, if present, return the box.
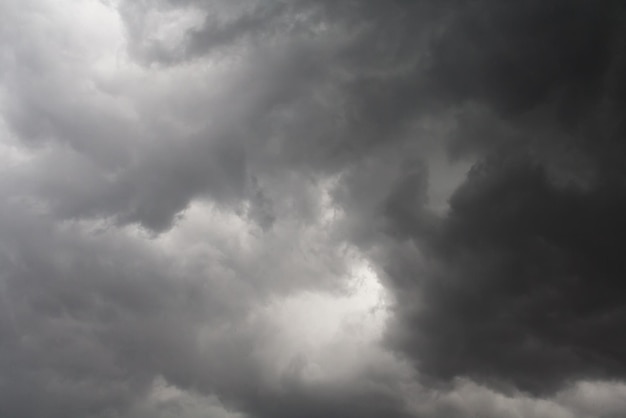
[1,0,625,417]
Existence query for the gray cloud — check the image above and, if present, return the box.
[1,0,626,417]
[376,0,626,396]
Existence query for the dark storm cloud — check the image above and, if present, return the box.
[378,0,626,396]
[2,0,626,417]
[429,0,616,117]
[389,156,626,393]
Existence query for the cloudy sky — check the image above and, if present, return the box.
[1,0,626,417]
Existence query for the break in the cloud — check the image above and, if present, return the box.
[1,0,625,417]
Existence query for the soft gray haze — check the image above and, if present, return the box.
[1,0,626,417]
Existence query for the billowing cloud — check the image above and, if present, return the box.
[1,0,625,417]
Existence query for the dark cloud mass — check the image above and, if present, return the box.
[1,0,626,417]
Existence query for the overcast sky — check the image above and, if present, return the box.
[1,0,626,417]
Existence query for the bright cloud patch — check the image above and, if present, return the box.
[255,254,392,385]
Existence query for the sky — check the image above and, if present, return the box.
[1,0,626,417]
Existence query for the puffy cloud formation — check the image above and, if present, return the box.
[1,0,625,417]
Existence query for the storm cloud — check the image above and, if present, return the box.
[1,0,625,417]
